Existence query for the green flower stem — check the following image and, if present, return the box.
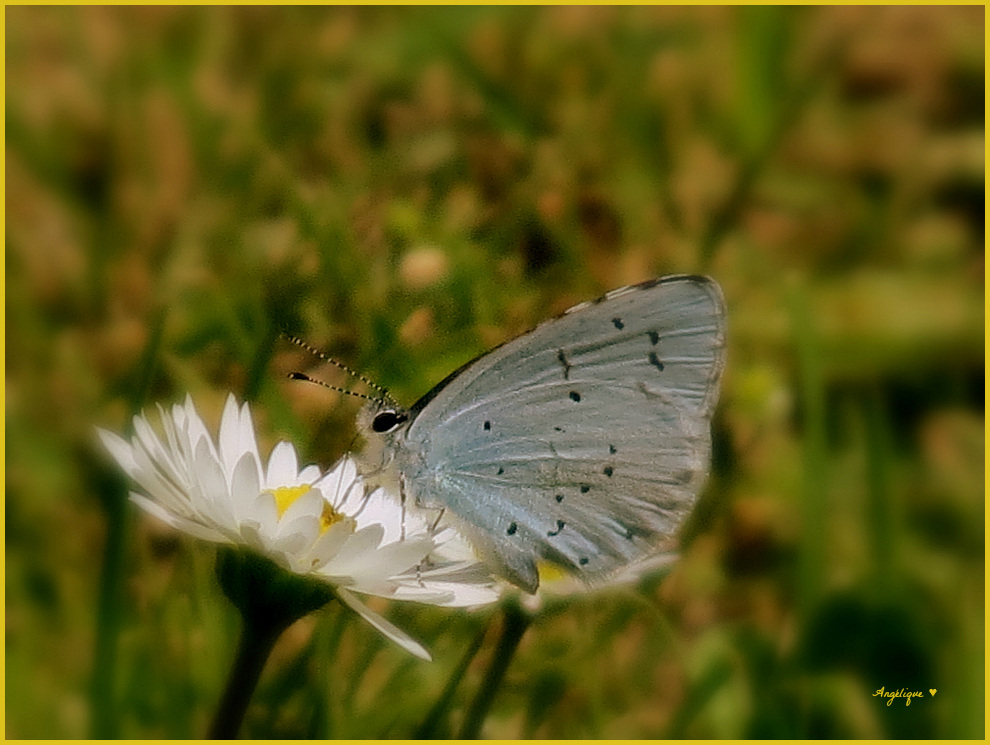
[457,600,532,739]
[210,548,335,738]
[208,607,291,739]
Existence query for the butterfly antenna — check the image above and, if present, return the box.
[282,332,397,404]
[286,372,374,401]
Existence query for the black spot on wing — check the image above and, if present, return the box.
[506,522,517,536]
[483,420,491,431]
[648,351,665,372]
[612,317,624,330]
[555,494,564,503]
[609,443,617,455]
[647,330,660,345]
[603,466,613,477]
[569,391,581,402]
[580,484,591,494]
[579,557,589,565]
[557,349,572,380]
[547,519,565,537]
[497,466,504,475]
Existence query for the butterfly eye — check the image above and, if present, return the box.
[372,410,408,433]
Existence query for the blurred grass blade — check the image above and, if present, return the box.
[314,607,350,738]
[415,620,491,738]
[89,306,167,738]
[788,282,826,617]
[736,6,791,156]
[699,33,847,269]
[244,319,278,403]
[862,386,896,575]
[434,8,545,139]
[664,657,734,738]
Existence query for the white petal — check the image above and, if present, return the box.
[410,557,491,579]
[431,528,483,563]
[266,441,299,488]
[298,464,322,483]
[129,493,228,543]
[132,414,183,485]
[183,396,219,464]
[335,588,431,661]
[218,393,243,481]
[130,415,164,463]
[302,521,355,571]
[171,405,199,475]
[247,491,279,540]
[353,487,400,539]
[128,419,186,487]
[397,582,501,608]
[97,428,139,476]
[355,487,424,542]
[318,457,359,508]
[229,452,262,522]
[237,521,269,554]
[319,524,385,577]
[379,585,454,605]
[193,438,230,514]
[237,401,263,472]
[269,524,316,560]
[127,436,197,516]
[343,538,435,588]
[276,488,323,527]
[157,403,183,468]
[273,512,321,547]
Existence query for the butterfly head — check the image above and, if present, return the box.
[354,398,412,480]
[368,407,409,434]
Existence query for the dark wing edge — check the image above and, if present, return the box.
[411,275,728,417]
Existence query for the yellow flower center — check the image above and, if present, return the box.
[270,484,347,534]
[272,484,311,516]
[319,501,347,533]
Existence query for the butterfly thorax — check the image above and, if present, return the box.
[355,400,448,508]
[355,400,462,537]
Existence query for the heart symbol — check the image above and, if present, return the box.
[929,689,937,696]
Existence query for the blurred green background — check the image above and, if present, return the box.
[5,5,984,739]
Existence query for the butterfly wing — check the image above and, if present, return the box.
[400,275,726,592]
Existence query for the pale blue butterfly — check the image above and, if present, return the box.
[354,275,727,593]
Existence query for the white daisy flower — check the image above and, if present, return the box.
[97,393,501,660]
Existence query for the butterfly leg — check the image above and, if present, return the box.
[399,472,408,541]
[429,507,446,533]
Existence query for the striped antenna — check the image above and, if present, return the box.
[286,372,374,401]
[281,332,395,404]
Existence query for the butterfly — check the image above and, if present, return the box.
[352,275,727,593]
